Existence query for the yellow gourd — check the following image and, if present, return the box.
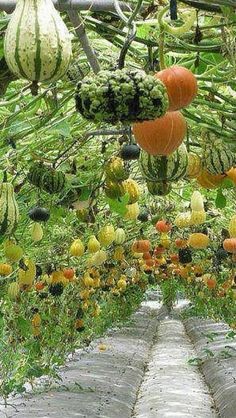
[8,282,20,299]
[70,239,85,257]
[174,212,191,228]
[190,191,204,211]
[124,202,140,220]
[113,246,125,261]
[4,240,23,263]
[31,222,43,242]
[87,250,107,267]
[186,153,202,178]
[87,235,100,253]
[229,214,236,238]
[122,178,140,204]
[190,210,206,225]
[18,259,36,288]
[0,263,13,276]
[98,225,115,247]
[160,233,171,249]
[188,233,209,249]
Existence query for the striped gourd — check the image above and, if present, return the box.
[146,181,171,196]
[140,144,188,182]
[0,181,19,236]
[203,140,233,175]
[4,0,72,83]
[28,163,65,194]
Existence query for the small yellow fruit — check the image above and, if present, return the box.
[190,210,206,225]
[70,239,85,257]
[87,235,100,253]
[31,222,43,242]
[0,263,13,276]
[4,240,23,263]
[8,282,20,300]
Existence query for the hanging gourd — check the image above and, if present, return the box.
[75,69,169,124]
[229,215,236,238]
[28,163,66,194]
[122,179,140,204]
[223,238,236,254]
[104,180,125,199]
[132,240,151,253]
[114,228,126,245]
[18,259,36,289]
[197,169,225,189]
[31,222,43,242]
[113,246,125,261]
[0,263,13,276]
[105,157,129,182]
[155,66,198,111]
[87,250,108,267]
[155,220,172,233]
[190,191,204,212]
[87,235,101,253]
[0,177,19,237]
[174,212,192,228]
[190,210,206,226]
[133,111,187,156]
[139,144,188,182]
[4,0,72,83]
[203,140,233,175]
[8,282,20,300]
[188,233,209,249]
[146,180,172,196]
[186,153,202,179]
[98,225,115,247]
[124,202,140,220]
[120,144,140,161]
[160,233,171,249]
[70,239,85,257]
[4,240,23,263]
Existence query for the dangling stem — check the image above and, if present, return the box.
[159,29,166,70]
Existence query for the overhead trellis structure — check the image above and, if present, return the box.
[0,0,131,13]
[181,0,236,10]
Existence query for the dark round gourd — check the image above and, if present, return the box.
[28,207,50,222]
[178,248,192,264]
[120,144,140,161]
[138,211,149,222]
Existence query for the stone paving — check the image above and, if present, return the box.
[1,293,236,418]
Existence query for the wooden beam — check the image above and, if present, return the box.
[180,0,236,12]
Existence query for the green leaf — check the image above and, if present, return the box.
[215,189,227,208]
[16,316,32,337]
[49,120,71,137]
[106,193,129,216]
[79,187,91,201]
[221,177,234,189]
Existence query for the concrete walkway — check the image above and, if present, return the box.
[2,293,236,418]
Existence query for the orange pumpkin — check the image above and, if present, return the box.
[155,66,198,111]
[35,281,45,291]
[154,246,165,256]
[63,268,75,280]
[132,111,187,156]
[143,252,152,260]
[223,238,236,253]
[155,220,172,233]
[197,169,225,189]
[132,240,150,253]
[145,259,155,267]
[206,277,217,290]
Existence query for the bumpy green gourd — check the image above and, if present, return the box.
[75,69,169,124]
[4,0,72,83]
[0,180,19,236]
[140,144,188,182]
[203,140,234,175]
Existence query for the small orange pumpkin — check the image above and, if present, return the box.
[155,220,172,233]
[223,238,236,253]
[175,238,187,248]
[63,268,75,280]
[132,240,151,253]
[155,66,198,111]
[143,252,152,260]
[133,111,187,156]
